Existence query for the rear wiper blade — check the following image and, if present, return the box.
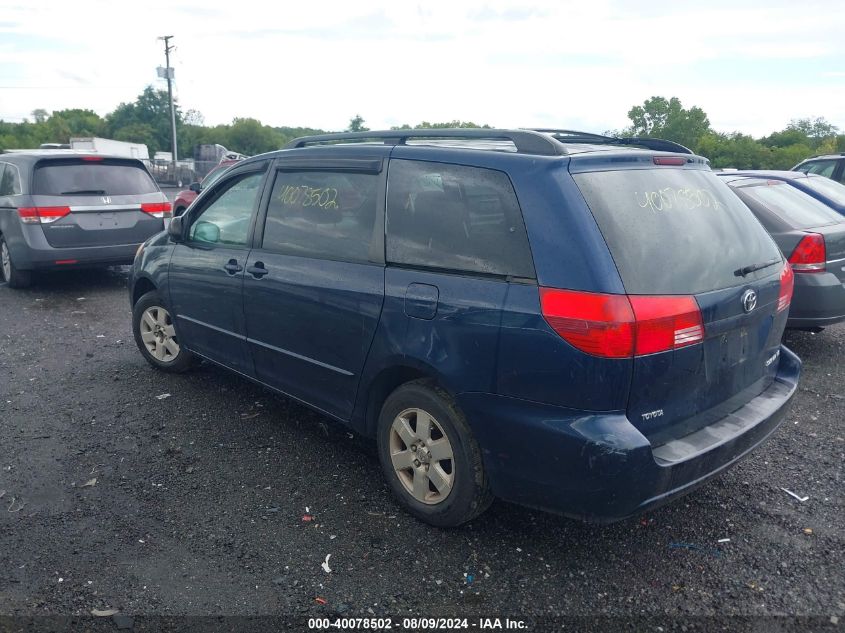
[734,258,780,277]
[59,189,107,195]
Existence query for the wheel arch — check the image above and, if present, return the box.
[132,275,157,306]
[357,359,455,438]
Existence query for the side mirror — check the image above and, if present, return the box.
[167,215,184,242]
[189,182,202,194]
[193,220,220,243]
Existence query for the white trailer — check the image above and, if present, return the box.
[69,137,150,160]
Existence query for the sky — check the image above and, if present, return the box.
[1,0,844,137]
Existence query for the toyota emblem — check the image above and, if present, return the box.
[741,289,757,313]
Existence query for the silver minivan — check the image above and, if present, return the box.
[0,151,171,288]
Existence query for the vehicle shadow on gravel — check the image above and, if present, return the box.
[184,359,747,546]
[1,266,131,295]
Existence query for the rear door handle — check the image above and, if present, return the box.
[224,259,242,275]
[246,262,268,278]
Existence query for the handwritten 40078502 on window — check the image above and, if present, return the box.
[277,184,339,210]
[634,187,724,214]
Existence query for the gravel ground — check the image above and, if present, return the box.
[0,268,842,630]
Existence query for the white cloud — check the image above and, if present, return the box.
[0,0,843,136]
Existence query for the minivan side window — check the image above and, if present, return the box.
[188,171,264,247]
[0,162,22,196]
[801,160,838,178]
[386,159,534,277]
[261,170,379,263]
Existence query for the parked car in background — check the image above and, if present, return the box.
[733,169,845,216]
[792,153,845,184]
[719,172,845,330]
[0,151,171,288]
[173,159,239,216]
[129,128,799,527]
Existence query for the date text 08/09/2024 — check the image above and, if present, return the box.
[308,617,528,630]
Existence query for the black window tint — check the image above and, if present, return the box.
[573,169,782,294]
[732,182,843,229]
[386,160,534,277]
[33,160,158,195]
[262,171,378,263]
[0,163,22,196]
[189,172,264,247]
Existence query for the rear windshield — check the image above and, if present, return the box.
[573,168,782,294]
[731,181,843,229]
[33,160,159,196]
[802,175,845,207]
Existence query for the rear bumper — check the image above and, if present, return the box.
[787,270,845,328]
[12,224,147,270]
[457,345,800,522]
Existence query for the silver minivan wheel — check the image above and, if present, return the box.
[389,407,455,505]
[139,305,181,363]
[1,240,10,282]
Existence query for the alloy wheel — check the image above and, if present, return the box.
[139,305,180,363]
[1,241,10,282]
[389,407,455,505]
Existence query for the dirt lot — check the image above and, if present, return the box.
[0,268,842,630]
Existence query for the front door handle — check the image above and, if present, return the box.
[224,259,242,275]
[246,262,268,278]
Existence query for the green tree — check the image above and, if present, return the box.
[391,120,491,130]
[347,115,369,132]
[626,96,711,151]
[226,118,283,155]
[31,109,48,124]
[43,109,105,143]
[106,86,182,155]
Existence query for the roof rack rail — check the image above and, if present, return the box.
[529,129,693,155]
[284,129,567,156]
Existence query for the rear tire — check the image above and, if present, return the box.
[0,236,32,289]
[376,379,493,527]
[132,290,193,372]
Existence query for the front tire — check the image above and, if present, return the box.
[0,236,32,289]
[376,380,492,527]
[132,290,193,372]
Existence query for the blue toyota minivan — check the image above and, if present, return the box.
[129,129,800,527]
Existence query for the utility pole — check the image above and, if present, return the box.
[158,35,178,178]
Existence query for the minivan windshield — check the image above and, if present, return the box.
[33,159,159,196]
[574,168,782,295]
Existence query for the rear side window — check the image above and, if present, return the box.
[0,163,22,195]
[573,168,782,294]
[262,171,379,263]
[801,175,845,207]
[731,182,843,229]
[33,160,159,195]
[386,159,534,277]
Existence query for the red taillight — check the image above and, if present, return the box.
[777,263,794,313]
[539,289,635,358]
[140,202,172,218]
[628,295,704,355]
[788,233,826,273]
[653,156,686,166]
[81,156,103,161]
[17,206,71,224]
[539,288,705,358]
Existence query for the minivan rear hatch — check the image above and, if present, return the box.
[30,157,166,248]
[571,157,789,443]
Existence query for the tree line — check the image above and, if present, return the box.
[2,88,842,169]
